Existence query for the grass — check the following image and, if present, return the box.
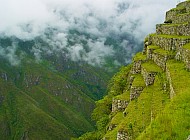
[110,112,124,125]
[168,7,186,12]
[147,45,159,50]
[157,23,188,27]
[114,91,130,102]
[142,61,162,73]
[138,89,190,140]
[183,42,190,50]
[133,52,147,62]
[132,74,146,87]
[166,60,190,94]
[151,34,190,39]
[115,74,168,138]
[154,48,176,56]
[0,55,112,139]
[137,60,190,139]
[101,67,168,139]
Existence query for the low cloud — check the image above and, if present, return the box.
[0,43,21,66]
[0,0,183,66]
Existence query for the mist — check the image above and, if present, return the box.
[0,0,183,66]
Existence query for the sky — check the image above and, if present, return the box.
[0,0,185,66]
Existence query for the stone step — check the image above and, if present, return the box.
[156,23,190,36]
[130,74,145,101]
[141,61,162,86]
[173,12,190,24]
[165,0,190,23]
[166,59,190,98]
[147,45,176,70]
[148,34,190,51]
[176,1,190,13]
[131,52,147,74]
[165,7,186,23]
[112,91,130,112]
[179,42,190,70]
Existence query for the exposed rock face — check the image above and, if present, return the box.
[112,99,129,112]
[130,86,144,101]
[117,130,131,140]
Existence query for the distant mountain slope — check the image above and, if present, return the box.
[0,36,112,139]
[77,1,190,139]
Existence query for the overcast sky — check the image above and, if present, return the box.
[0,0,185,66]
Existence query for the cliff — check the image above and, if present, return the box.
[78,1,190,139]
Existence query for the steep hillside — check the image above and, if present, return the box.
[0,37,112,139]
[77,1,190,139]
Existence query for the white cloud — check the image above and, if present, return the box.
[0,43,21,66]
[0,0,183,66]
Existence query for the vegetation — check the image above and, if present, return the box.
[0,37,112,139]
[77,1,190,139]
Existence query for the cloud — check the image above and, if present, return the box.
[0,43,21,66]
[0,0,183,66]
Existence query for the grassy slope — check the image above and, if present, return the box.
[138,60,190,140]
[0,54,111,139]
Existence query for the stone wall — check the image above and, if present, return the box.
[180,47,190,70]
[146,46,167,70]
[146,46,155,60]
[156,23,190,36]
[176,1,190,12]
[149,35,190,51]
[165,8,186,22]
[130,86,144,101]
[173,13,190,24]
[126,75,135,92]
[151,52,167,71]
[112,99,129,112]
[141,67,157,86]
[131,61,142,74]
[149,36,173,51]
[117,130,131,140]
[147,47,175,71]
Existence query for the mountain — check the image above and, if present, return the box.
[77,1,190,139]
[0,36,112,139]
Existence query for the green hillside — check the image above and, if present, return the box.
[77,1,190,139]
[0,37,112,139]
